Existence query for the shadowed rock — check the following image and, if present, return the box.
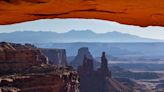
[78,51,130,92]
[98,52,111,77]
[70,47,96,68]
[41,48,67,66]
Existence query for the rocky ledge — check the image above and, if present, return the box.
[0,65,79,92]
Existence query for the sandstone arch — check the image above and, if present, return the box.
[0,0,164,27]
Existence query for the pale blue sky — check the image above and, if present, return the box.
[0,18,164,40]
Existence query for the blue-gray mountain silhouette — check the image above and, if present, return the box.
[0,30,162,43]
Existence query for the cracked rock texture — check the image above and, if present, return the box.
[0,0,164,26]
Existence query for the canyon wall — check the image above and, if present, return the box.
[0,42,48,74]
[0,42,80,92]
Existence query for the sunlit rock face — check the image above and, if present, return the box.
[0,0,164,26]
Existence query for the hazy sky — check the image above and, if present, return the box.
[0,19,164,40]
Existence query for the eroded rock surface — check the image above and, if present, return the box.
[0,66,79,92]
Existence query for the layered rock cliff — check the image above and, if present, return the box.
[0,42,48,74]
[0,42,80,92]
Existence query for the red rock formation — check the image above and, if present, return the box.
[0,0,164,26]
[0,42,48,74]
[0,68,80,92]
[0,42,80,92]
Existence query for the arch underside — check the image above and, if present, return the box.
[0,0,164,27]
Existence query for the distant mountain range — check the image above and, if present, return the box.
[36,42,164,57]
[0,30,163,43]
